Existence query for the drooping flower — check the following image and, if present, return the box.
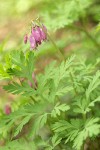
[37,25,47,41]
[24,23,47,50]
[4,104,11,115]
[29,34,36,50]
[24,34,28,44]
[32,27,41,45]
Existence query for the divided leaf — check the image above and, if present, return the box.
[30,113,48,136]
[52,118,100,150]
[8,51,35,81]
[51,103,70,118]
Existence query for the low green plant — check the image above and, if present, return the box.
[0,0,100,148]
[0,29,100,149]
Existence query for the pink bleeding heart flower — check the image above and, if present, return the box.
[24,34,28,44]
[24,23,47,50]
[37,25,47,41]
[32,27,41,45]
[4,104,11,115]
[29,35,36,50]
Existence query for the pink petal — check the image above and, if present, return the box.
[32,27,41,45]
[29,35,36,49]
[37,26,47,41]
[4,104,11,115]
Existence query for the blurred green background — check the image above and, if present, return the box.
[0,0,100,118]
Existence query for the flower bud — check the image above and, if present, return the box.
[4,104,11,115]
[24,23,47,50]
[24,34,28,44]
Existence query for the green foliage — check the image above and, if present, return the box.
[0,51,100,150]
[3,81,36,96]
[3,53,75,100]
[40,0,93,31]
[0,139,36,150]
[31,113,48,135]
[0,51,35,81]
[52,118,100,150]
[8,51,35,79]
[0,0,100,149]
[51,103,70,118]
[96,23,100,32]
[86,71,100,100]
[73,118,100,150]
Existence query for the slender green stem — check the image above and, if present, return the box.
[36,19,65,60]
[49,34,79,95]
[19,78,37,103]
[81,144,84,150]
[44,27,79,95]
[81,113,86,150]
[68,25,100,49]
[47,32,65,60]
[30,96,37,103]
[83,113,86,121]
[83,29,100,49]
[69,71,78,95]
[37,19,79,95]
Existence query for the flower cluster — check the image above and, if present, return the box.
[24,24,47,50]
